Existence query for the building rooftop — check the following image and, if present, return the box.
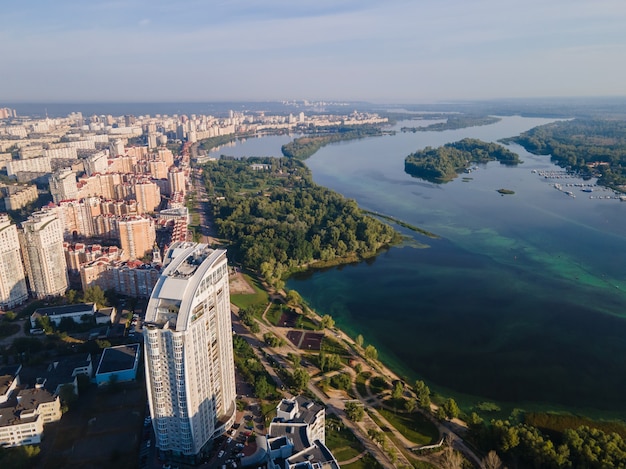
[96,344,140,374]
[33,303,95,317]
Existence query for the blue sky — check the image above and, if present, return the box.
[1,0,625,103]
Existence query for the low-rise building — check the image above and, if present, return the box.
[0,384,61,447]
[30,303,96,329]
[265,396,339,469]
[95,343,140,386]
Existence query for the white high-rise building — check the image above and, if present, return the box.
[49,168,78,204]
[143,243,236,463]
[0,215,28,309]
[20,211,68,298]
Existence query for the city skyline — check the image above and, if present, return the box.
[2,0,626,103]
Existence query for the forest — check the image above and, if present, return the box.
[202,157,400,288]
[404,138,521,183]
[503,118,626,188]
[281,124,389,160]
[469,415,626,469]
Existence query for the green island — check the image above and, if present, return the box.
[502,118,626,189]
[202,156,401,288]
[496,188,515,195]
[404,138,522,183]
[401,114,501,132]
[281,124,391,160]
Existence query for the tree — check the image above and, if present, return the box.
[392,381,404,400]
[291,367,310,391]
[356,334,364,347]
[59,383,77,413]
[345,401,364,422]
[364,344,378,361]
[443,398,460,419]
[66,289,79,304]
[330,372,352,391]
[440,444,463,469]
[82,285,107,308]
[254,375,271,399]
[320,314,335,330]
[286,289,302,307]
[483,450,504,469]
[405,398,417,413]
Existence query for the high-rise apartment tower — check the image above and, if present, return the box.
[0,214,28,308]
[19,211,68,298]
[143,242,236,463]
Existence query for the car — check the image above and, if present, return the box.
[236,452,244,459]
[218,450,225,458]
[146,440,151,448]
[227,437,232,444]
[235,443,244,449]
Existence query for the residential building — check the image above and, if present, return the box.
[19,211,68,298]
[265,396,339,469]
[0,215,28,309]
[144,243,236,463]
[0,387,61,447]
[118,215,156,260]
[49,168,78,204]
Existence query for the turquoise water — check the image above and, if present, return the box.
[215,117,626,416]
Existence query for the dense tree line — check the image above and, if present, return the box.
[504,118,626,187]
[404,138,521,183]
[281,125,388,160]
[469,417,626,468]
[204,157,400,287]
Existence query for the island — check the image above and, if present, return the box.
[502,118,626,189]
[281,124,391,160]
[401,114,501,132]
[404,138,522,183]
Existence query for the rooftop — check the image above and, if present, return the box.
[96,344,139,375]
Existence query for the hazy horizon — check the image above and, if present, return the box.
[2,1,625,103]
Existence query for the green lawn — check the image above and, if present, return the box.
[265,304,285,325]
[230,274,268,309]
[378,408,440,446]
[325,416,366,462]
[341,453,383,469]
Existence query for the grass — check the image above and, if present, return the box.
[261,399,279,428]
[325,416,365,462]
[321,336,351,356]
[341,452,383,469]
[369,376,390,395]
[230,274,268,309]
[265,304,285,325]
[356,372,371,397]
[378,408,440,446]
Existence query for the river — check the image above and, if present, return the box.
[211,116,626,418]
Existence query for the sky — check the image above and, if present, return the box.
[1,0,625,103]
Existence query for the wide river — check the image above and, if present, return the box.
[210,116,626,418]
